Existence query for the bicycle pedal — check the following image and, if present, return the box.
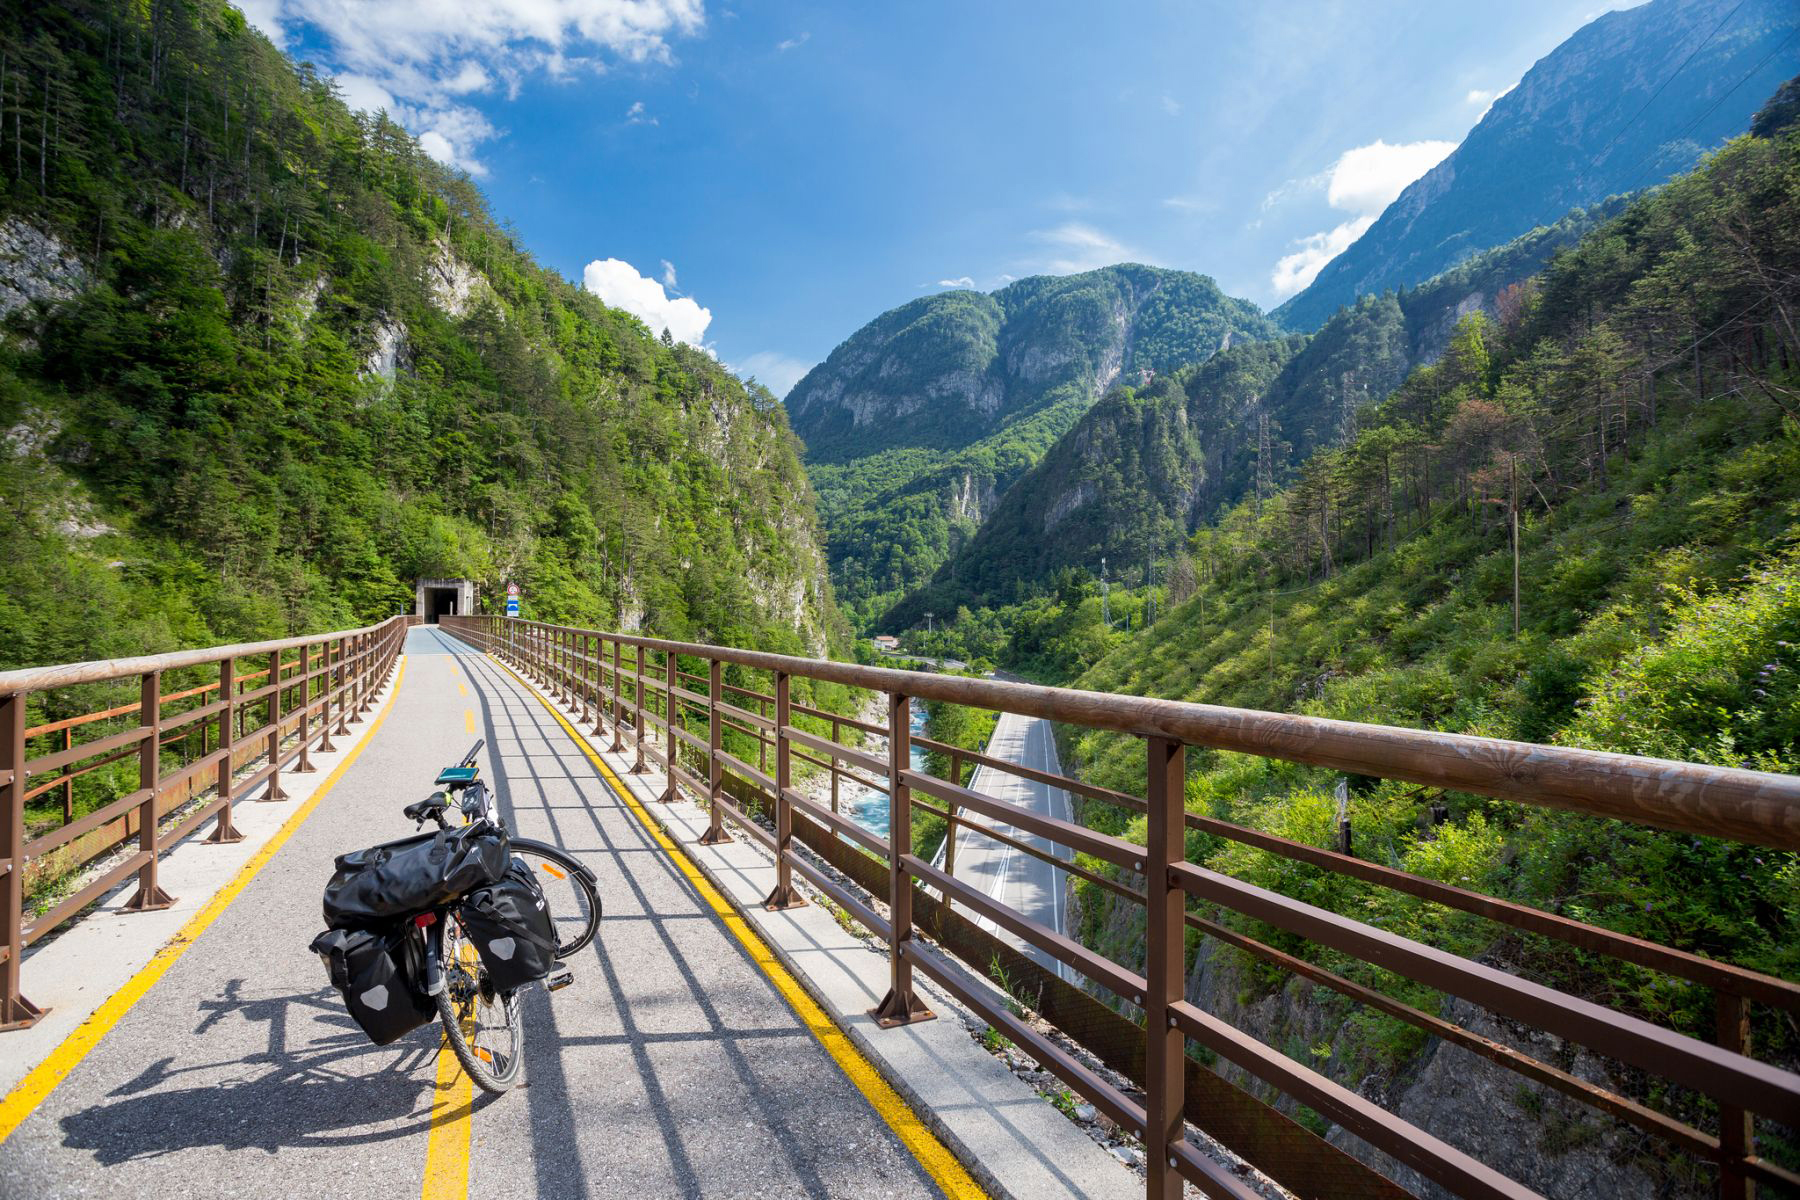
[546,970,574,992]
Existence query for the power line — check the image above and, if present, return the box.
[1585,0,1749,177]
[1620,27,1800,193]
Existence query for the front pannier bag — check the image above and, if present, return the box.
[459,858,559,992]
[310,926,434,1045]
[322,825,509,928]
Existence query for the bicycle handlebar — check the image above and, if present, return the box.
[460,739,484,768]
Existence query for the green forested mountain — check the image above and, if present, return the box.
[894,205,1614,621]
[1051,117,1800,1184]
[788,265,1275,626]
[0,0,845,671]
[1274,0,1800,332]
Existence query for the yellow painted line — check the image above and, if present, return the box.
[457,682,468,697]
[420,1030,473,1200]
[487,654,987,1200]
[464,708,476,734]
[0,656,410,1146]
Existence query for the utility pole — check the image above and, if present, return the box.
[1100,557,1110,629]
[924,611,934,636]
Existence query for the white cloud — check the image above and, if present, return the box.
[1160,93,1181,116]
[936,276,976,289]
[245,1,705,173]
[1466,81,1517,119]
[626,99,658,125]
[582,257,713,345]
[1268,138,1456,298]
[733,351,813,399]
[660,259,679,289]
[777,32,810,51]
[1025,223,1153,275]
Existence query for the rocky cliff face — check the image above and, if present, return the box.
[1275,0,1800,331]
[790,265,1276,624]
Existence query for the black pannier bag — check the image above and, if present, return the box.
[459,857,559,992]
[309,925,434,1045]
[322,825,510,929]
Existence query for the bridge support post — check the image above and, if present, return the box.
[1718,990,1754,1200]
[700,658,731,845]
[262,650,289,801]
[661,649,679,803]
[0,691,46,1028]
[206,657,243,845]
[944,752,961,915]
[632,644,647,774]
[589,634,606,735]
[1144,736,1185,1200]
[762,671,806,911]
[295,643,316,773]
[331,636,349,739]
[871,692,931,1027]
[123,671,176,912]
[610,640,625,752]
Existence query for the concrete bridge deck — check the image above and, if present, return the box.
[0,628,957,1199]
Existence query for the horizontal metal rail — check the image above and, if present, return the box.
[2,616,408,1030]
[441,613,1800,1200]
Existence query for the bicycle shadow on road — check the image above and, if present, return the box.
[56,982,491,1165]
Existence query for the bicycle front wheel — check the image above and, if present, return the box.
[510,837,601,957]
[437,919,523,1094]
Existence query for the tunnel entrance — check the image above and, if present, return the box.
[414,577,478,624]
[425,587,458,623]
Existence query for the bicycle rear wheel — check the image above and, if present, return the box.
[437,918,523,1094]
[510,838,601,957]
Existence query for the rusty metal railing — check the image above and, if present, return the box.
[0,615,408,1030]
[439,614,1800,1200]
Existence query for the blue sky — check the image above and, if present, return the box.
[241,1,1635,396]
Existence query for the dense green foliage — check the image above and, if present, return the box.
[886,207,1614,627]
[1053,126,1800,1129]
[0,0,845,679]
[789,264,1276,626]
[1274,0,1799,331]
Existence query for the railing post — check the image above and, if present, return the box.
[0,690,45,1028]
[1145,736,1186,1200]
[945,751,961,910]
[123,671,175,912]
[295,643,315,773]
[610,639,625,752]
[759,696,770,775]
[872,691,930,1026]
[61,727,73,824]
[1718,990,1754,1200]
[830,717,841,814]
[661,649,679,803]
[632,643,647,774]
[762,671,805,910]
[332,637,349,737]
[263,650,288,801]
[358,633,375,714]
[317,640,337,753]
[579,632,593,728]
[700,657,730,845]
[206,656,244,845]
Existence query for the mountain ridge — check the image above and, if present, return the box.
[1273,0,1800,331]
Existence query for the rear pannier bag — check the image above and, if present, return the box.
[322,826,510,929]
[309,925,434,1045]
[459,857,559,992]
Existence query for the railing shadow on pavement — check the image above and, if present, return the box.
[437,613,1800,1200]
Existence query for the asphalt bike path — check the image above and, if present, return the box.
[0,626,946,1199]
